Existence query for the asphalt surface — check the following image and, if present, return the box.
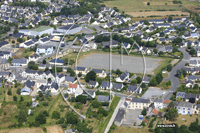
[163,48,191,100]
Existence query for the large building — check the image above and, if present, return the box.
[56,24,82,35]
[19,26,54,37]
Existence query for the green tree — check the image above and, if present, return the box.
[17,88,21,95]
[189,49,196,55]
[193,84,199,90]
[36,35,39,40]
[141,108,147,116]
[63,58,68,66]
[52,110,60,119]
[78,72,82,77]
[150,77,158,86]
[85,70,96,82]
[18,109,28,126]
[116,69,121,75]
[141,83,146,88]
[35,111,46,124]
[166,64,172,72]
[136,77,142,83]
[7,89,12,95]
[13,27,18,34]
[153,48,158,54]
[168,16,173,22]
[147,2,150,6]
[13,95,17,101]
[158,51,164,56]
[131,79,137,85]
[20,96,24,102]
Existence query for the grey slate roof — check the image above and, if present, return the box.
[131,98,150,103]
[113,83,123,90]
[97,95,109,102]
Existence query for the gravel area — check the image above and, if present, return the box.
[77,53,163,74]
[141,87,166,99]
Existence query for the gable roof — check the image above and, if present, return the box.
[68,83,77,88]
[97,95,109,102]
[119,70,129,81]
[131,98,150,103]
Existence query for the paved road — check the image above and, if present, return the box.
[104,98,124,133]
[88,25,107,32]
[163,48,191,100]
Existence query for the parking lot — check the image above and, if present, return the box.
[122,109,142,126]
[141,87,166,99]
[78,53,163,74]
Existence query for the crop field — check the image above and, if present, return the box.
[103,0,200,17]
[77,53,164,74]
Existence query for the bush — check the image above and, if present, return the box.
[43,102,48,106]
[7,89,12,95]
[52,110,60,119]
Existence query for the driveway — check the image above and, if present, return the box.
[163,48,191,100]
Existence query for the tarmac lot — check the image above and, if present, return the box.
[141,87,166,99]
[77,53,163,74]
[122,109,142,126]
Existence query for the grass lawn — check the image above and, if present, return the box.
[112,126,149,133]
[31,26,52,32]
[14,48,35,59]
[154,58,172,74]
[165,115,200,127]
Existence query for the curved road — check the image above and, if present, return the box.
[164,48,191,100]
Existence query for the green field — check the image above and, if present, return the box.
[103,0,200,16]
[31,26,52,32]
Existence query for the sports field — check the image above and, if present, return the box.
[31,26,52,32]
[103,0,200,17]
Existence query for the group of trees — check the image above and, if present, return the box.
[85,70,96,82]
[165,102,178,121]
[67,67,75,76]
[149,73,163,86]
[176,69,187,79]
[0,26,10,34]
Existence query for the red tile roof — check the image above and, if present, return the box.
[68,84,77,88]
[151,108,159,115]
[163,100,171,104]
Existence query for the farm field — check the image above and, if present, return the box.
[77,53,164,74]
[103,0,200,17]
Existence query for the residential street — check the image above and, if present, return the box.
[163,48,191,100]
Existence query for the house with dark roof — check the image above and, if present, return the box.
[21,80,35,95]
[128,98,150,109]
[115,70,129,82]
[176,91,186,99]
[175,102,193,115]
[12,33,25,39]
[113,83,123,91]
[29,54,40,62]
[39,37,50,44]
[97,95,109,102]
[91,69,107,78]
[88,80,99,88]
[12,58,28,66]
[127,85,142,94]
[142,76,151,84]
[154,99,163,109]
[20,39,38,48]
[100,81,112,89]
[75,67,88,75]
[65,76,76,84]
[49,59,64,65]
[0,41,9,48]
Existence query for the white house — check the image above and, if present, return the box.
[36,45,54,55]
[154,99,163,109]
